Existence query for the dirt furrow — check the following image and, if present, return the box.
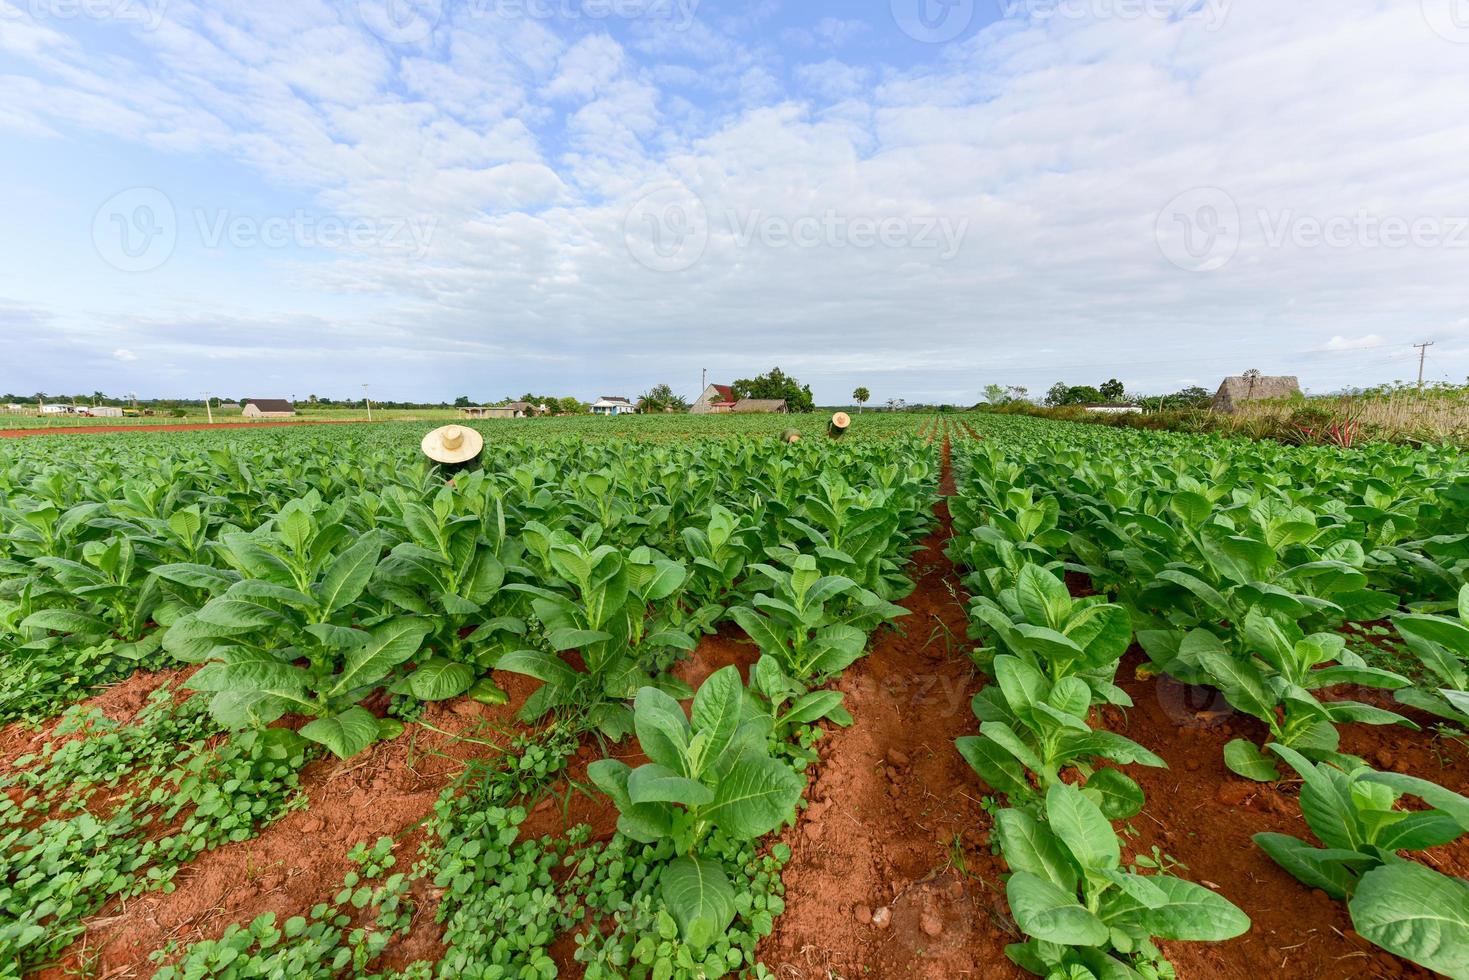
[759,439,1022,979]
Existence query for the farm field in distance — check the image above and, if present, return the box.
[2,411,1467,980]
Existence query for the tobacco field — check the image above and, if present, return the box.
[1,412,1467,979]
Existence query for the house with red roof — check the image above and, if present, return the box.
[691,383,738,414]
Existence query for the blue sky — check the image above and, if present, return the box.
[2,0,1468,405]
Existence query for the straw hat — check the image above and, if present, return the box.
[830,412,851,429]
[421,424,484,465]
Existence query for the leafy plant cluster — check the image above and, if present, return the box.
[952,413,1469,975]
[0,727,309,974]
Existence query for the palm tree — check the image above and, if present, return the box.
[853,387,871,413]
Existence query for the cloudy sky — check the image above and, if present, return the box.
[2,0,1468,405]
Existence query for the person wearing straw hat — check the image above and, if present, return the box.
[421,424,485,475]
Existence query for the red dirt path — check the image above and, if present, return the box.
[758,436,1023,979]
[0,419,371,438]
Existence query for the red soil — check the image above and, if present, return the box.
[0,665,195,770]
[36,672,543,979]
[1108,659,1467,980]
[0,420,369,439]
[758,439,1024,979]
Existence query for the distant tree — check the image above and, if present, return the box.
[1006,385,1030,402]
[453,395,473,408]
[638,384,689,413]
[1045,382,1071,407]
[1099,379,1126,403]
[853,387,871,413]
[732,367,815,413]
[983,383,1008,404]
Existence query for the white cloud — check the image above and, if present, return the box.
[113,348,138,361]
[2,2,1469,402]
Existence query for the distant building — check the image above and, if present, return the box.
[691,384,737,414]
[242,398,297,419]
[1211,374,1301,413]
[590,396,636,416]
[732,399,788,414]
[1080,404,1141,415]
[88,406,124,418]
[39,404,73,415]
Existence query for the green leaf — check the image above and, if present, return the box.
[704,755,804,840]
[660,857,737,956]
[496,649,579,687]
[1101,874,1251,941]
[1006,871,1108,947]
[1350,863,1469,978]
[635,686,693,775]
[994,808,1078,892]
[1223,739,1280,782]
[313,531,381,615]
[20,608,110,636]
[1358,771,1469,831]
[956,735,1031,799]
[301,707,383,759]
[1083,768,1146,820]
[1045,781,1119,872]
[691,665,744,773]
[627,764,715,807]
[400,658,477,701]
[324,619,431,698]
[1252,833,1362,900]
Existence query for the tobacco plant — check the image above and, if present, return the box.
[588,667,803,954]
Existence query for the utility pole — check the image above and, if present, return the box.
[1415,342,1434,392]
[701,368,707,394]
[203,392,214,424]
[363,384,373,422]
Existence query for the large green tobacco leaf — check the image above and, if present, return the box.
[993,808,1078,892]
[1350,862,1469,978]
[300,706,385,759]
[1102,874,1250,941]
[394,656,476,701]
[1251,833,1363,899]
[323,619,432,698]
[703,755,804,840]
[312,531,381,615]
[660,856,737,955]
[1045,782,1119,873]
[1006,871,1108,947]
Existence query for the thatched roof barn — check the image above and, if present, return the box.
[1211,373,1301,413]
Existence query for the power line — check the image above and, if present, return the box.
[1415,341,1435,391]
